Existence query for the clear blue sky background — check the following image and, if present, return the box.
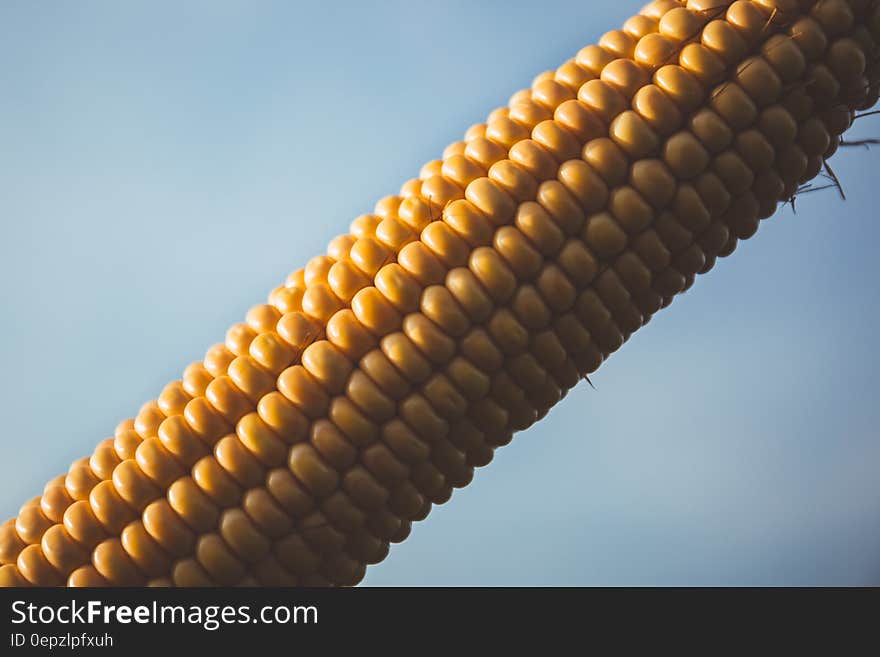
[2,0,879,585]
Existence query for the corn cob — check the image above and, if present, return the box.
[1,0,878,587]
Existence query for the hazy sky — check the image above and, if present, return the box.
[2,0,879,585]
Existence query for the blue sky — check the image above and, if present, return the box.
[1,0,879,585]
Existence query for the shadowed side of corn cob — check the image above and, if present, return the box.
[1,0,878,586]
